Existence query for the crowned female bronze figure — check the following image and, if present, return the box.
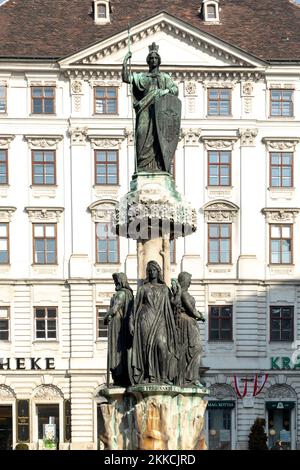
[122,42,180,173]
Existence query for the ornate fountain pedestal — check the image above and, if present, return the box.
[98,385,209,450]
[115,172,197,284]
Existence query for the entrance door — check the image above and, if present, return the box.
[37,404,59,444]
[0,406,13,450]
[208,408,232,450]
[268,408,292,450]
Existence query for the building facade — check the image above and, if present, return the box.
[0,0,300,450]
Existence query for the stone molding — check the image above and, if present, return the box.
[88,135,125,149]
[241,81,254,96]
[0,385,16,400]
[201,136,238,150]
[24,135,63,149]
[88,199,117,223]
[25,207,64,223]
[262,137,300,152]
[209,384,236,400]
[266,384,296,399]
[203,200,239,222]
[180,128,202,146]
[68,127,89,145]
[33,385,64,401]
[184,81,197,96]
[0,206,16,222]
[71,79,83,94]
[261,207,299,223]
[239,128,258,147]
[0,135,15,149]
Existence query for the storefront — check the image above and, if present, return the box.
[206,400,235,450]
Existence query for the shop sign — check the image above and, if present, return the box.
[0,357,55,370]
[271,357,300,370]
[207,401,235,409]
[266,401,295,410]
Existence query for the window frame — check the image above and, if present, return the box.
[270,306,294,342]
[269,152,293,188]
[0,306,10,342]
[0,149,8,185]
[33,223,57,265]
[94,149,119,185]
[207,4,217,19]
[269,224,293,265]
[31,149,56,186]
[96,305,108,340]
[94,86,118,115]
[0,222,9,265]
[207,88,231,117]
[208,223,232,265]
[270,89,293,118]
[0,84,7,113]
[208,305,233,341]
[31,86,56,115]
[95,222,120,264]
[34,306,58,341]
[208,150,232,187]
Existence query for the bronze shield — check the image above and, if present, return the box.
[155,94,182,172]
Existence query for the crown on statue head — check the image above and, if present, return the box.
[148,42,159,54]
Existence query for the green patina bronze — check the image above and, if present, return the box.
[122,42,181,173]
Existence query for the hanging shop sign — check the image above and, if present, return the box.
[266,401,295,410]
[0,357,55,370]
[207,401,235,409]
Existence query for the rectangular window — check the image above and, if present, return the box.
[96,306,108,339]
[208,151,231,186]
[270,152,293,188]
[270,306,294,342]
[208,88,231,116]
[207,5,217,19]
[0,307,9,341]
[209,305,233,341]
[33,224,57,265]
[31,86,55,114]
[270,89,293,117]
[94,86,118,114]
[96,222,119,264]
[0,222,9,264]
[208,223,231,264]
[270,224,292,265]
[35,307,57,340]
[32,150,56,185]
[95,150,118,185]
[0,150,8,184]
[0,85,6,113]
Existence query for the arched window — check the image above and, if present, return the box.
[207,4,217,19]
[201,0,220,23]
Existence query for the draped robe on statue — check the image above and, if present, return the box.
[131,282,178,384]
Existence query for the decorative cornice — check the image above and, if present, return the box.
[180,128,202,146]
[88,135,125,149]
[201,136,238,150]
[33,385,64,401]
[262,207,299,223]
[0,135,15,149]
[239,128,258,147]
[24,135,63,149]
[204,200,239,222]
[68,127,88,145]
[0,206,16,222]
[76,20,253,68]
[88,199,117,223]
[262,137,300,152]
[25,207,64,223]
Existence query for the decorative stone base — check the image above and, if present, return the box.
[98,385,209,450]
[114,172,197,240]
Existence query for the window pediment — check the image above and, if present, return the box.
[262,208,299,223]
[24,135,63,149]
[88,199,117,223]
[25,207,64,223]
[0,135,15,149]
[203,200,239,222]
